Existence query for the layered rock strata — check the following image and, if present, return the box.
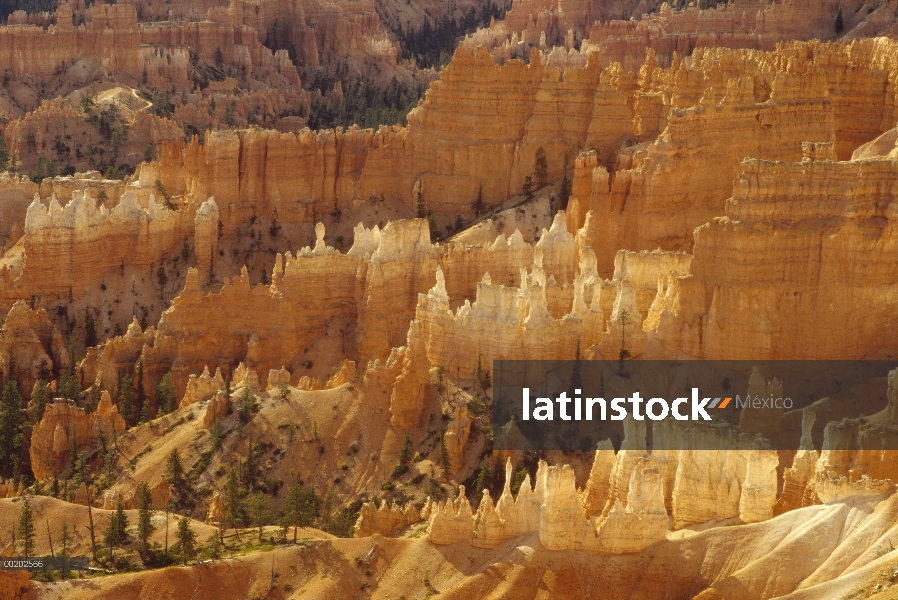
[29,393,125,481]
[652,156,898,359]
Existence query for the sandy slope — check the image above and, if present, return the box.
[14,490,898,599]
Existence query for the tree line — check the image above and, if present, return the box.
[306,74,425,131]
[0,0,57,21]
[398,0,510,70]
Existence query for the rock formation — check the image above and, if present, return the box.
[16,191,185,299]
[29,393,125,481]
[180,365,225,407]
[426,452,672,554]
[0,301,69,396]
[353,501,422,537]
[652,153,898,359]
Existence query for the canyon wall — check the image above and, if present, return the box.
[152,46,637,219]
[149,38,898,258]
[4,191,190,303]
[652,156,898,360]
[0,1,298,88]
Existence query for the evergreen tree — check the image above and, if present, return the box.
[84,307,97,348]
[835,9,845,34]
[236,387,257,424]
[117,374,135,427]
[393,434,413,478]
[210,420,224,451]
[84,384,101,414]
[248,491,271,541]
[166,449,186,506]
[438,425,451,475]
[17,495,35,557]
[222,469,243,540]
[175,516,197,565]
[104,494,128,549]
[156,373,176,415]
[472,183,484,217]
[398,434,413,466]
[475,455,492,497]
[0,135,7,171]
[560,154,571,211]
[207,532,223,558]
[0,379,27,479]
[416,182,425,218]
[510,460,528,495]
[534,146,548,189]
[280,475,316,544]
[58,338,81,402]
[59,521,71,579]
[136,481,154,554]
[31,379,51,421]
[135,360,146,422]
[240,439,260,492]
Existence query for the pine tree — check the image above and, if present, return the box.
[240,439,261,492]
[416,181,425,218]
[136,482,154,554]
[0,371,29,477]
[31,379,51,421]
[104,494,129,550]
[475,455,492,497]
[438,424,451,475]
[58,337,80,402]
[0,379,27,479]
[534,146,548,188]
[281,476,302,544]
[166,449,186,506]
[393,434,413,478]
[17,496,35,557]
[156,373,176,415]
[236,387,257,424]
[248,491,271,542]
[59,521,71,579]
[84,307,97,348]
[135,360,146,422]
[835,9,845,35]
[210,420,224,451]
[175,516,197,565]
[0,135,7,171]
[511,460,528,495]
[560,154,571,211]
[117,374,135,426]
[223,469,243,540]
[472,183,484,216]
